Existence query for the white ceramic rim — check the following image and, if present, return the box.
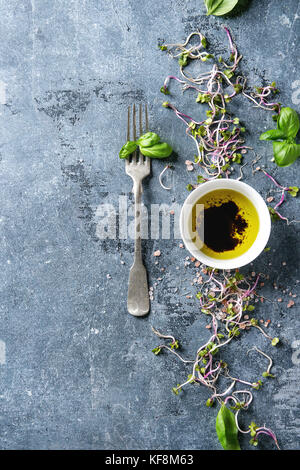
[179,179,271,269]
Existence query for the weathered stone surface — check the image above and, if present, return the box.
[0,0,299,450]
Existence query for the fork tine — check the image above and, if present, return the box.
[138,104,144,165]
[125,107,130,167]
[145,104,150,168]
[127,106,130,141]
[131,103,137,163]
[139,103,143,135]
[145,103,149,132]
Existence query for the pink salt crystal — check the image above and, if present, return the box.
[154,250,161,257]
[287,300,295,308]
[266,197,274,203]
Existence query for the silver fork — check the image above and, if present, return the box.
[125,104,151,317]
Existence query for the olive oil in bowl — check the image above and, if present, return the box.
[191,189,259,260]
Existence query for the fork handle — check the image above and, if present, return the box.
[127,179,149,317]
[133,179,142,262]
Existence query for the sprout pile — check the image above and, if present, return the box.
[152,269,280,449]
[159,27,281,181]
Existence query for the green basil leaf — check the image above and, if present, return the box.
[205,0,223,14]
[205,0,239,16]
[137,132,161,148]
[277,107,300,138]
[273,141,300,167]
[216,404,241,450]
[259,129,286,141]
[119,141,137,159]
[140,142,173,158]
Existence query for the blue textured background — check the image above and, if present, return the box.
[0,0,299,450]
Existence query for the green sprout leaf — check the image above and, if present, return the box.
[288,186,299,197]
[152,347,162,355]
[172,385,182,395]
[160,86,170,95]
[272,337,280,347]
[178,53,189,67]
[224,69,234,79]
[201,36,207,48]
[196,93,211,103]
[252,380,263,390]
[262,371,275,378]
[268,206,280,221]
[249,421,258,437]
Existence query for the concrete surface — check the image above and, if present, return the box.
[0,0,299,450]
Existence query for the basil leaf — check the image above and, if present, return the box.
[273,141,300,167]
[277,107,300,139]
[216,404,241,450]
[259,129,286,141]
[205,0,239,16]
[205,0,223,14]
[119,141,137,159]
[137,132,161,148]
[140,142,173,158]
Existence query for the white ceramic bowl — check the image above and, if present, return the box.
[179,179,271,269]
